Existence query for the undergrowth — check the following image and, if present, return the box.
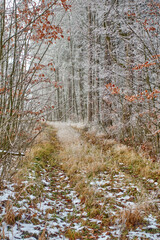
[67,125,160,234]
[80,130,160,185]
[2,123,159,239]
[1,126,61,239]
[14,126,60,183]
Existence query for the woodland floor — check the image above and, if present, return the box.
[0,122,160,240]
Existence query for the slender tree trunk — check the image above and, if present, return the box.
[87,4,93,123]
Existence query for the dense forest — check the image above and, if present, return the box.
[0,0,160,173]
[49,0,160,157]
[0,1,160,239]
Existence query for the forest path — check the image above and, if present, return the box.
[0,122,159,240]
[48,122,81,144]
[0,123,91,240]
[48,122,160,240]
[0,132,85,239]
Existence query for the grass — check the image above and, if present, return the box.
[66,125,160,232]
[65,228,81,240]
[58,126,144,221]
[1,126,61,235]
[80,130,160,185]
[38,226,46,240]
[119,197,159,232]
[58,138,108,219]
[59,142,106,177]
[5,201,15,225]
[13,126,60,184]
[120,207,144,229]
[2,122,159,239]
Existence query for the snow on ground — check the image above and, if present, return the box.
[0,122,160,239]
[90,172,160,239]
[0,164,88,239]
[50,122,160,239]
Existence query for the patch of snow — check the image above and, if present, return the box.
[0,189,15,201]
[29,195,36,200]
[2,223,23,240]
[105,192,114,198]
[72,222,84,231]
[41,179,50,185]
[144,214,159,229]
[20,223,41,234]
[128,230,160,240]
[147,179,155,183]
[98,233,111,239]
[90,179,110,186]
[67,191,81,205]
[37,199,56,212]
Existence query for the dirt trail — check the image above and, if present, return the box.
[0,153,84,239]
[48,122,81,144]
[49,122,160,240]
[0,123,86,240]
[0,122,159,240]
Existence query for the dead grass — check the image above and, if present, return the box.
[45,124,109,218]
[5,200,15,225]
[62,125,160,228]
[121,207,144,228]
[65,228,81,240]
[58,137,107,215]
[59,142,106,177]
[111,144,160,178]
[81,131,160,185]
[42,123,160,235]
[119,195,158,229]
[38,226,46,240]
[0,126,61,235]
[13,126,59,183]
[0,226,5,239]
